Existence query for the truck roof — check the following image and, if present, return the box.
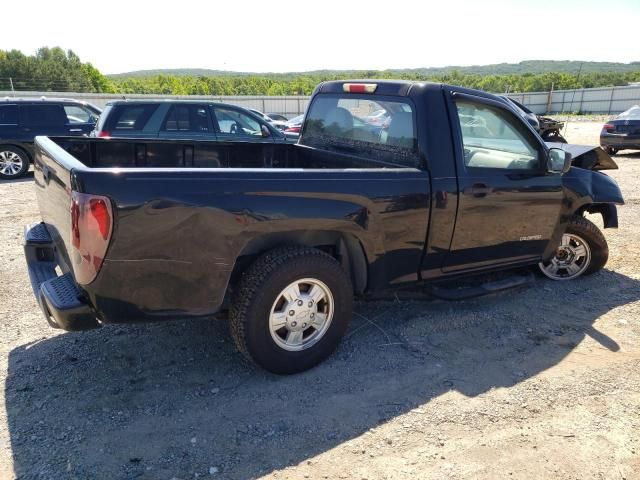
[104,99,251,108]
[316,80,511,107]
[0,96,94,105]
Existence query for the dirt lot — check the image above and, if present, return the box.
[1,122,639,480]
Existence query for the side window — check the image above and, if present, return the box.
[455,100,540,171]
[64,105,95,124]
[212,107,262,136]
[163,105,210,132]
[0,105,18,124]
[20,104,67,127]
[110,104,159,131]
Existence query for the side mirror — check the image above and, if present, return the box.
[547,148,572,174]
[261,125,271,138]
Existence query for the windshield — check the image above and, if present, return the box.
[301,94,418,166]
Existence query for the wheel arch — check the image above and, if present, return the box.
[229,230,369,295]
[575,203,618,229]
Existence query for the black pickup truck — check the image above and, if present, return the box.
[24,80,624,373]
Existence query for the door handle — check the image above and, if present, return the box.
[69,128,83,132]
[465,183,492,198]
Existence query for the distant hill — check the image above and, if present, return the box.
[109,60,640,79]
[108,68,252,78]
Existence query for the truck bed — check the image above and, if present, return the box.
[50,136,414,170]
[30,136,432,325]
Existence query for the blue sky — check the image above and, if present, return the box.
[2,0,639,74]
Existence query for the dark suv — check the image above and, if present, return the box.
[92,100,291,143]
[0,98,101,179]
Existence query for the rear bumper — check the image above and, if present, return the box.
[600,133,640,150]
[23,223,100,331]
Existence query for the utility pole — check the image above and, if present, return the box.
[546,82,554,114]
[569,62,584,113]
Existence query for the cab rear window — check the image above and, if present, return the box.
[301,94,418,167]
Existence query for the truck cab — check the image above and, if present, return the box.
[302,81,581,277]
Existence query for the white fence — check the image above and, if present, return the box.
[0,91,310,118]
[507,85,640,115]
[3,84,640,116]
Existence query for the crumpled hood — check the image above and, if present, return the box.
[546,142,618,171]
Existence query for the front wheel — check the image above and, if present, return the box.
[538,215,608,280]
[230,246,353,374]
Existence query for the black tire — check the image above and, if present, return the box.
[541,131,566,143]
[0,146,30,180]
[570,216,609,275]
[539,215,608,279]
[230,246,353,374]
[541,133,567,143]
[604,146,618,155]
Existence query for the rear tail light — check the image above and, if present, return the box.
[97,130,111,138]
[602,123,615,131]
[70,191,113,284]
[285,126,301,133]
[343,83,377,93]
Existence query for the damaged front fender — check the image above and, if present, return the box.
[562,167,624,228]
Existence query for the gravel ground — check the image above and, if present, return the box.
[1,123,639,480]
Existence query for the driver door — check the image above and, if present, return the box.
[444,93,564,272]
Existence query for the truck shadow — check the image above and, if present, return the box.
[5,268,638,479]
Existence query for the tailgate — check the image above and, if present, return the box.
[33,136,87,272]
[25,136,101,330]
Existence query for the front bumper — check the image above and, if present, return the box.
[23,223,100,331]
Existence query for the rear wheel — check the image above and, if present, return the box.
[604,146,619,155]
[230,246,353,374]
[0,146,29,180]
[538,215,608,280]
